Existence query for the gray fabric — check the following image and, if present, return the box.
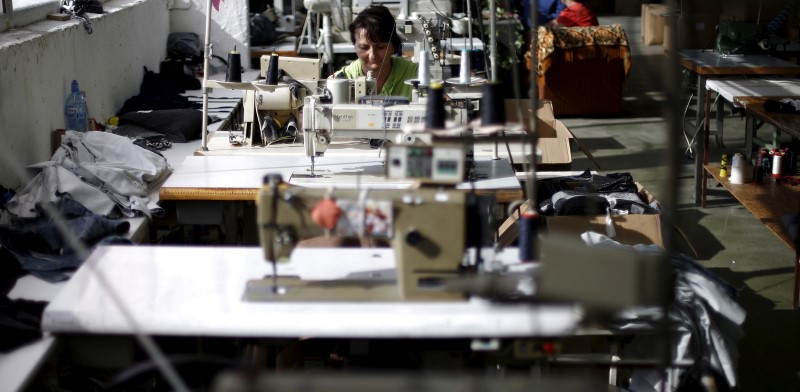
[7,131,171,219]
[541,190,660,216]
[582,232,745,391]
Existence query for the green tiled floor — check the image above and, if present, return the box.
[572,15,800,391]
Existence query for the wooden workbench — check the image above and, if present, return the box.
[702,168,800,308]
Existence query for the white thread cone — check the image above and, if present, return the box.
[418,50,430,85]
[459,48,470,84]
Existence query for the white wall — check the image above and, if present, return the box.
[0,0,170,189]
[168,0,249,70]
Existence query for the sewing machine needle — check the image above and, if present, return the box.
[271,260,278,293]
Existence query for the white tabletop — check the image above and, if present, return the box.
[198,130,565,168]
[679,50,800,73]
[160,154,521,194]
[706,78,800,103]
[42,245,577,338]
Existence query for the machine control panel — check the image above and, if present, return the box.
[386,145,465,184]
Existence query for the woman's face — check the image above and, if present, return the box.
[354,28,394,75]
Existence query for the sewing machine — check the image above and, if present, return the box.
[301,95,426,151]
[716,20,787,55]
[245,173,497,302]
[228,56,322,147]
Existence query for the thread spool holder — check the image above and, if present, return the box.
[204,80,285,92]
[405,79,444,89]
[444,77,487,87]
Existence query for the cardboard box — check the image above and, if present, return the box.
[501,99,573,170]
[544,183,664,248]
[663,13,719,50]
[642,4,670,45]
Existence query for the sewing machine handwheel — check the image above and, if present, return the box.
[405,230,422,246]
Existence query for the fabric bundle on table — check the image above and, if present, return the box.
[6,131,171,220]
[537,171,661,216]
[114,108,207,143]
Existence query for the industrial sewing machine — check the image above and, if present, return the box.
[244,173,501,302]
[228,56,322,147]
[300,77,487,180]
[716,20,787,55]
[244,172,667,310]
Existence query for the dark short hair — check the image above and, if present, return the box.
[349,5,401,56]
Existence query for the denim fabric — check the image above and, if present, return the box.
[1,196,132,282]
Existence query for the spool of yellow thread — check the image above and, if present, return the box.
[720,153,728,177]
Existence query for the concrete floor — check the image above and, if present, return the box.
[566,15,800,392]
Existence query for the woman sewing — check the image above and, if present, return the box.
[330,5,418,99]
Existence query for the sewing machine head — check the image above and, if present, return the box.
[716,20,787,55]
[229,56,322,147]
[254,174,485,300]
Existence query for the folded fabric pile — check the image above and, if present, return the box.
[537,171,661,216]
[114,108,207,143]
[6,131,171,219]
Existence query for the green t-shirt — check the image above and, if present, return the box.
[336,57,418,99]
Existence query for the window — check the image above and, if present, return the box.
[0,0,62,33]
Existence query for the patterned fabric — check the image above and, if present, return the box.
[525,23,631,80]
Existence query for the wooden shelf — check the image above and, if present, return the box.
[704,163,800,249]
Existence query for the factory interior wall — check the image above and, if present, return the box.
[0,0,249,190]
[168,0,250,70]
[0,0,170,189]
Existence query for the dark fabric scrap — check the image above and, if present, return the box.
[118,109,207,142]
[0,246,25,297]
[539,189,657,216]
[764,98,800,114]
[0,298,46,353]
[1,195,132,282]
[117,68,201,115]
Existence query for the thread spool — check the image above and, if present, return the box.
[418,50,430,85]
[266,53,279,85]
[459,48,471,84]
[772,150,783,178]
[470,49,485,73]
[719,153,728,177]
[481,82,506,126]
[327,79,349,104]
[226,46,241,82]
[730,153,746,184]
[518,211,539,262]
[425,82,445,129]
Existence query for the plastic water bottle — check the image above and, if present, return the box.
[64,80,88,132]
